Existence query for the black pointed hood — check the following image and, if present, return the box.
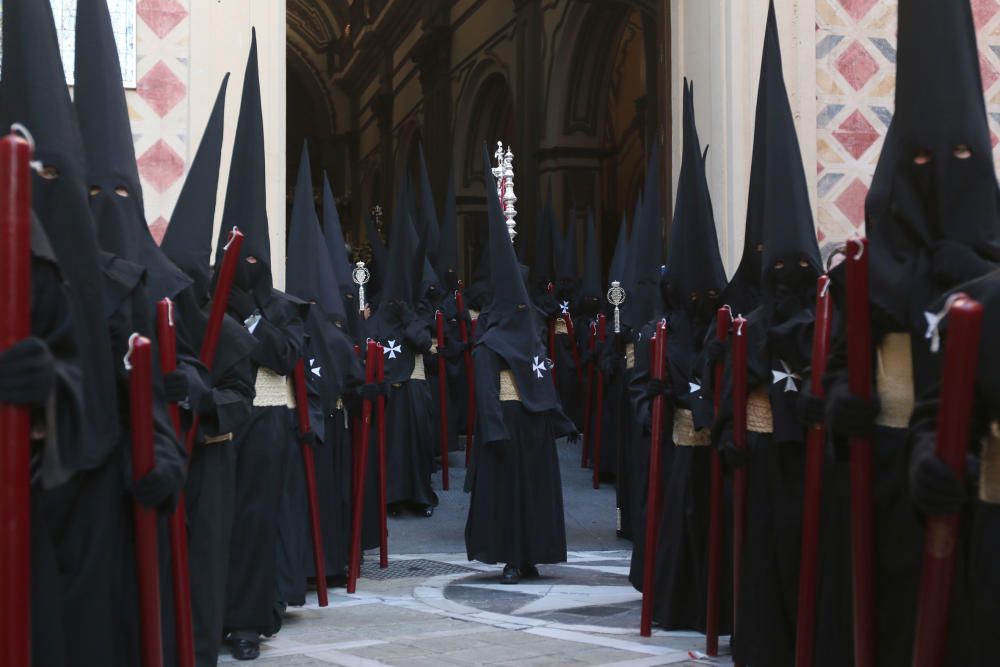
[556,207,579,288]
[74,0,191,304]
[627,150,664,326]
[214,29,272,303]
[479,146,561,412]
[322,174,357,304]
[288,142,346,321]
[577,209,603,316]
[380,194,421,306]
[435,163,460,290]
[161,74,229,302]
[0,0,119,467]
[667,79,728,323]
[416,143,441,268]
[608,213,630,286]
[531,185,557,292]
[364,212,388,275]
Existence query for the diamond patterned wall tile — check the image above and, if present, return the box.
[137,0,189,39]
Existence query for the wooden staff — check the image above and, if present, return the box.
[292,360,328,607]
[348,340,377,593]
[640,321,668,637]
[0,132,32,667]
[126,335,163,667]
[845,237,874,667]
[705,307,730,657]
[376,345,388,569]
[581,322,597,468]
[795,276,833,667]
[731,316,749,664]
[455,289,475,467]
[547,283,558,388]
[912,295,982,667]
[155,300,195,667]
[592,314,607,490]
[436,311,449,490]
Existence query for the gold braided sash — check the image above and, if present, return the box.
[981,421,1000,504]
[673,408,710,447]
[499,369,522,402]
[625,343,636,370]
[875,333,915,429]
[254,368,290,408]
[411,356,427,381]
[747,388,774,434]
[554,318,569,335]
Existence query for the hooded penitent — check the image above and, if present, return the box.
[577,209,603,318]
[75,0,191,305]
[666,79,728,328]
[416,143,441,270]
[608,213,630,289]
[162,75,230,302]
[478,146,562,413]
[322,174,362,330]
[0,0,120,465]
[555,207,579,300]
[626,151,664,328]
[867,0,1000,326]
[214,29,273,305]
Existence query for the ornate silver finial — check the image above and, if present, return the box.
[607,280,626,333]
[352,261,371,312]
[491,141,517,244]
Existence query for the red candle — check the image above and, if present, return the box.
[376,345,388,569]
[640,320,668,637]
[348,340,378,593]
[436,311,449,490]
[592,314,607,490]
[705,306,731,656]
[795,276,833,667]
[0,132,32,667]
[913,295,982,667]
[127,336,163,667]
[731,315,749,660]
[292,360,328,607]
[156,299,195,667]
[845,237,875,667]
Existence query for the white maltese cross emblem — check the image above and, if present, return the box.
[532,356,547,379]
[384,340,402,360]
[559,300,571,315]
[309,358,321,377]
[771,360,801,392]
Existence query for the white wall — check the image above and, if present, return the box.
[670,0,816,275]
[189,0,287,288]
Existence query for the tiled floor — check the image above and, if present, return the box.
[219,441,734,666]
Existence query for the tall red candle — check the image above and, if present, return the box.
[376,345,388,569]
[795,276,833,667]
[640,321,668,637]
[592,314,607,490]
[731,315,749,664]
[845,237,875,667]
[436,311,450,490]
[348,340,377,593]
[705,306,731,656]
[156,299,195,667]
[912,295,982,667]
[127,336,163,667]
[0,132,32,667]
[292,360,328,607]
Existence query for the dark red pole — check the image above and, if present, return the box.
[376,345,388,569]
[794,276,833,667]
[436,312,449,490]
[348,340,377,593]
[731,316,749,665]
[912,295,982,667]
[705,307,731,656]
[581,322,596,469]
[127,336,164,667]
[845,237,875,667]
[0,132,32,667]
[640,321,668,637]
[155,300,195,667]
[292,360,329,607]
[592,314,607,490]
[456,290,474,468]
[547,283,557,387]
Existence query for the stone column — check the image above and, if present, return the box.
[413,2,453,213]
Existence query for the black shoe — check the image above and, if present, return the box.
[521,564,539,579]
[230,637,260,661]
[500,564,520,585]
[421,505,435,518]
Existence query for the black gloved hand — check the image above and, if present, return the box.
[163,370,189,404]
[706,339,727,363]
[826,384,880,439]
[131,462,182,509]
[228,288,257,321]
[0,337,56,406]
[910,443,966,514]
[798,389,826,425]
[719,434,749,470]
[297,430,319,447]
